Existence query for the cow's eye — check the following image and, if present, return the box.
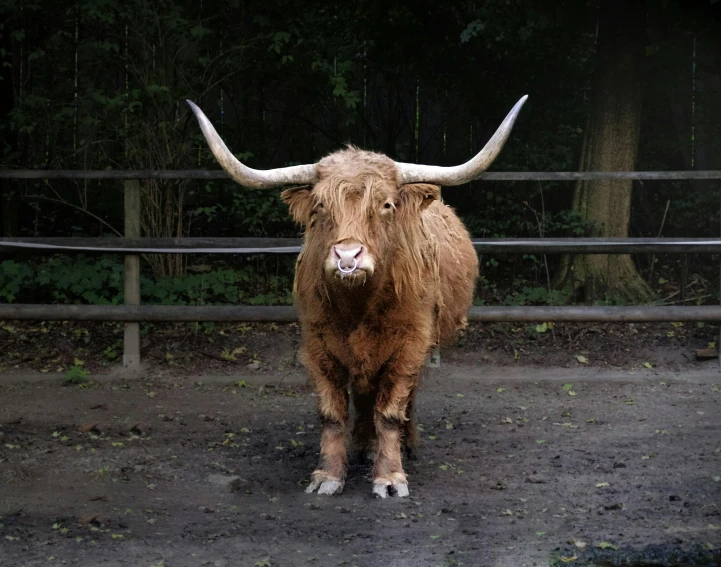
[383,202,394,210]
[318,202,324,208]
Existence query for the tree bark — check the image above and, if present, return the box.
[553,0,652,302]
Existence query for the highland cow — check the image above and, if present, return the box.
[188,95,526,498]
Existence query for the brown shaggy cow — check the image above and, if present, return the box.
[188,96,527,498]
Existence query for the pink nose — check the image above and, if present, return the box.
[333,245,364,270]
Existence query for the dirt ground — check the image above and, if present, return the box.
[1,329,721,567]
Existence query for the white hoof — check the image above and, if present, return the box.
[372,481,409,498]
[305,479,344,495]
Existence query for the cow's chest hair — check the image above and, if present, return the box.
[317,311,433,388]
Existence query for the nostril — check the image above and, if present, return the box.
[333,244,363,270]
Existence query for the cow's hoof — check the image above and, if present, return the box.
[372,481,409,498]
[305,479,344,495]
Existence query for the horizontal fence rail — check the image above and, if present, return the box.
[2,169,721,368]
[1,305,720,323]
[4,237,721,255]
[2,170,721,181]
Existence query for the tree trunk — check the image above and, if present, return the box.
[553,0,652,302]
[693,31,721,196]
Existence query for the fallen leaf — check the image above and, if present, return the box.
[560,556,577,563]
[576,355,588,365]
[596,482,610,488]
[643,362,653,369]
[77,423,99,433]
[77,515,98,526]
[595,542,618,550]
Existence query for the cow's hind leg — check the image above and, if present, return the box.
[304,349,349,496]
[402,387,418,461]
[351,389,376,464]
[372,373,419,498]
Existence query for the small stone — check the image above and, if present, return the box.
[207,474,248,493]
[259,513,275,520]
[246,362,261,371]
[303,502,320,510]
[158,414,173,422]
[525,475,547,484]
[198,506,214,513]
[441,508,453,514]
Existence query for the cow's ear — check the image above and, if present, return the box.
[281,186,314,225]
[399,183,440,214]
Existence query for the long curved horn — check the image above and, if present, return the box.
[396,95,528,186]
[187,100,318,189]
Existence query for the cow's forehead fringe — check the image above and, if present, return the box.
[316,147,401,187]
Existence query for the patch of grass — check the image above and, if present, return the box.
[64,365,90,385]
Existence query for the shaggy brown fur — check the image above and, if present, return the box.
[281,148,478,497]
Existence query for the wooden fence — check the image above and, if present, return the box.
[1,170,721,369]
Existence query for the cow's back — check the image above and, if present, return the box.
[423,201,479,344]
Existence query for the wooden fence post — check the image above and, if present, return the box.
[123,180,141,369]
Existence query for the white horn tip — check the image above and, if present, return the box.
[186,99,202,116]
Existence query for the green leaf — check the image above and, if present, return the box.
[594,542,618,550]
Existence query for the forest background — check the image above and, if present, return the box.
[1,0,720,309]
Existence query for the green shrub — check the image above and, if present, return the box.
[0,255,294,306]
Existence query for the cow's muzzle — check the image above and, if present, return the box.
[334,245,363,274]
[326,242,374,281]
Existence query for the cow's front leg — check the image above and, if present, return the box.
[305,352,349,496]
[372,373,418,498]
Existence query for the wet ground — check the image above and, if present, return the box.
[1,358,720,567]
